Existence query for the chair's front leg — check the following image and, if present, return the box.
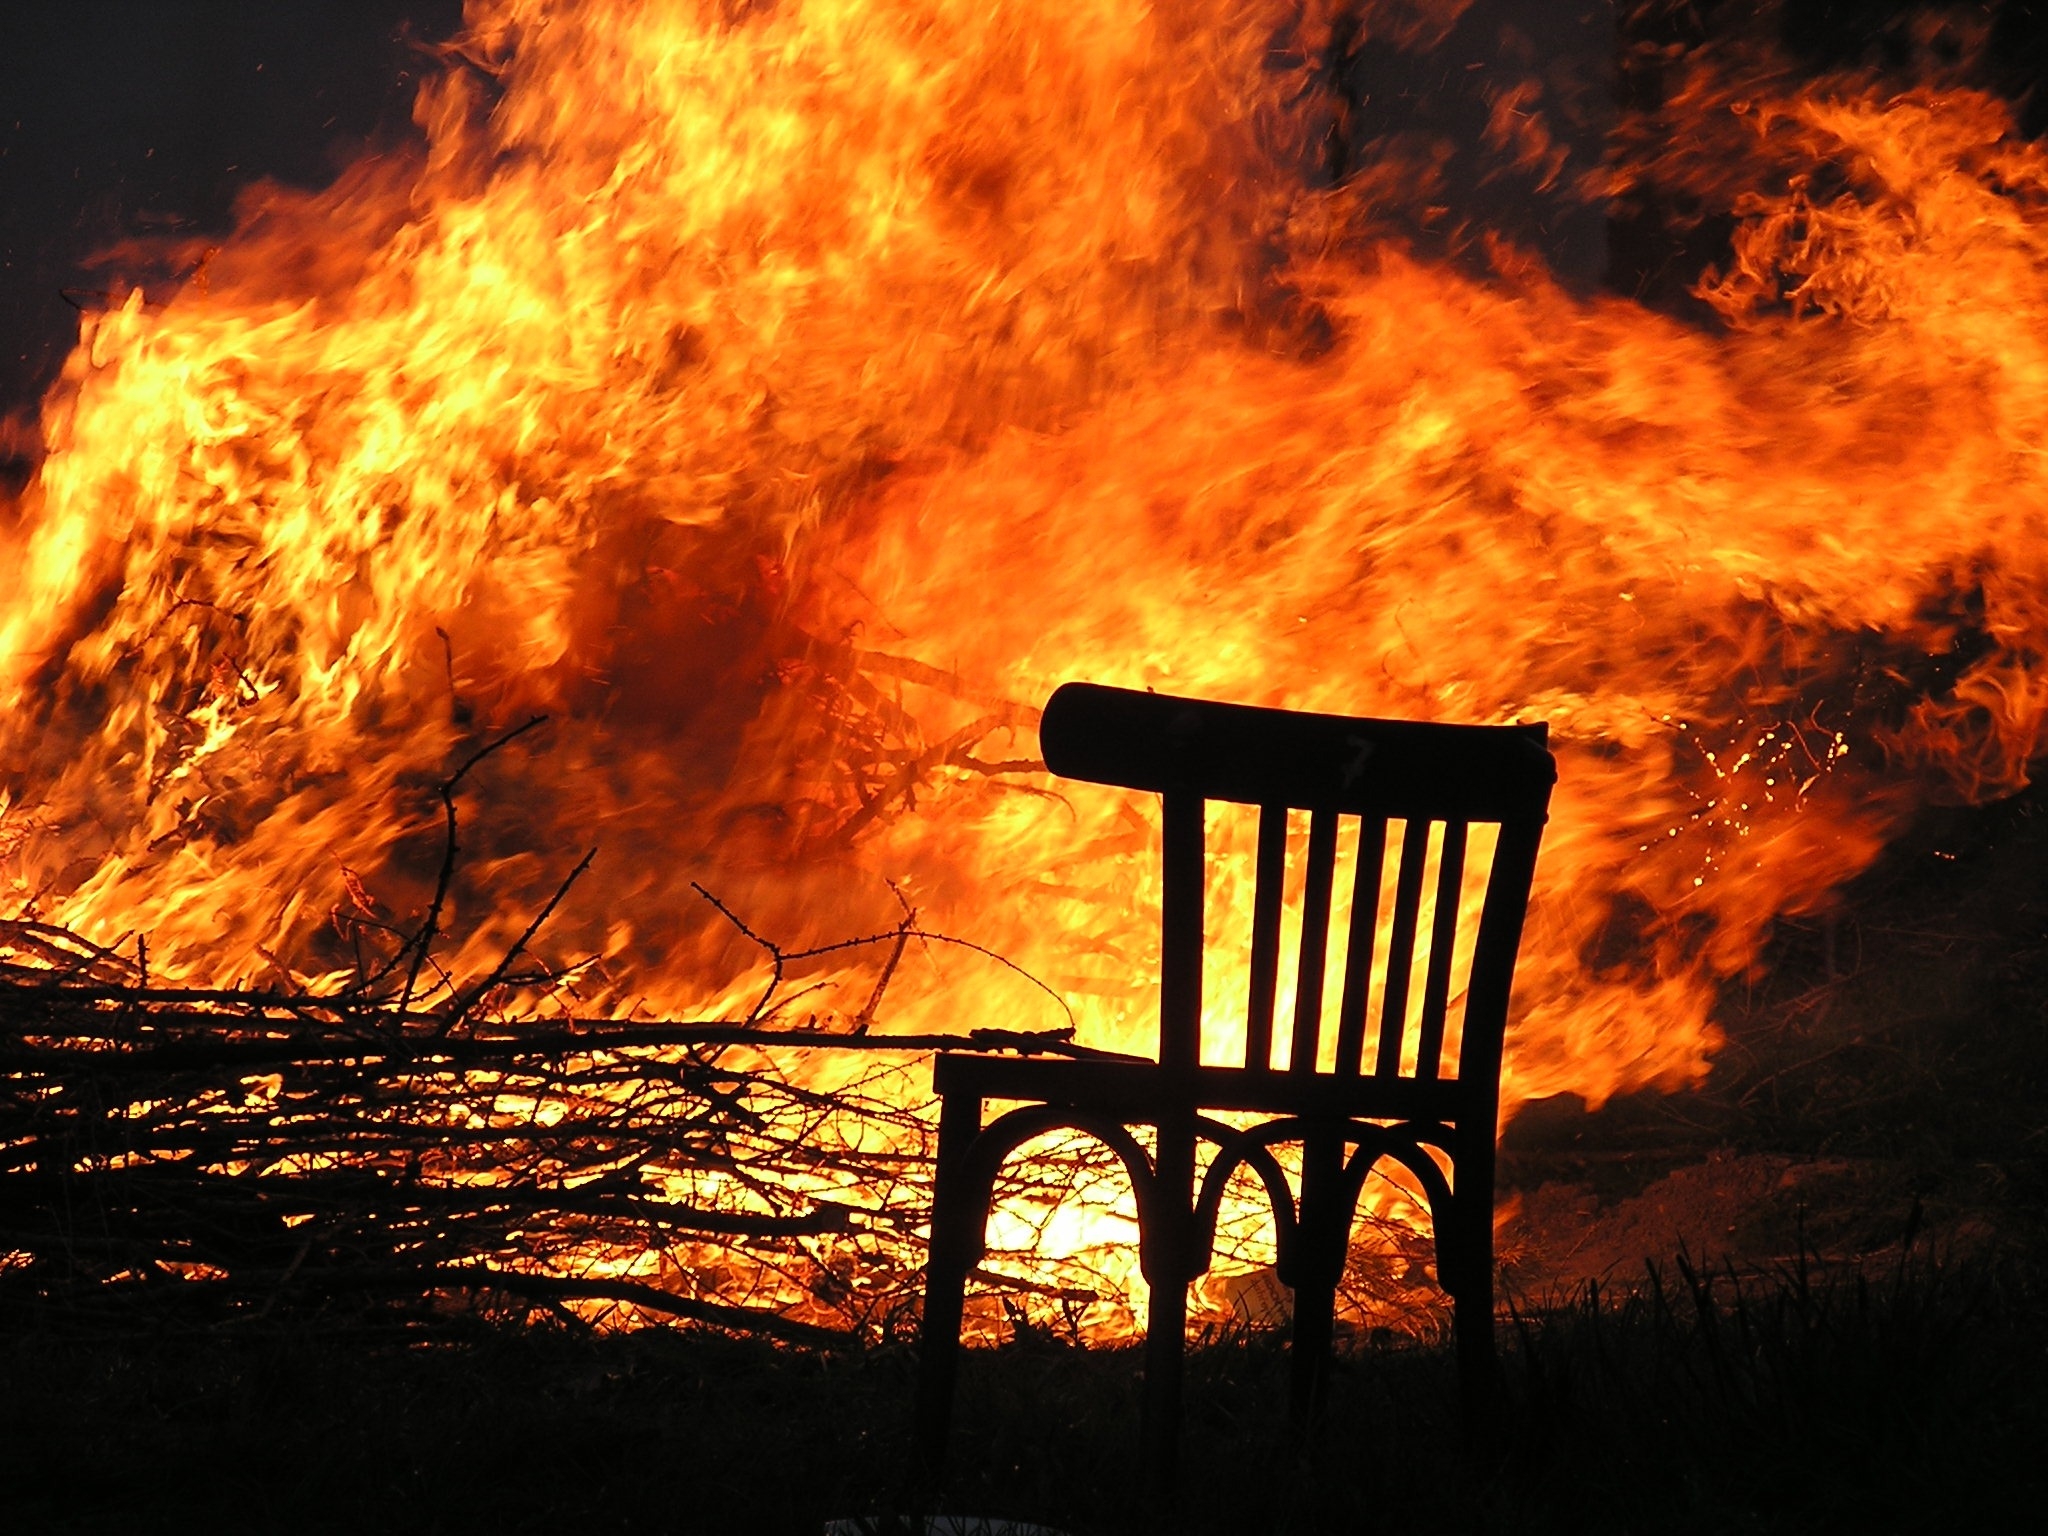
[915,1091,984,1471]
[1287,1127,1348,1432]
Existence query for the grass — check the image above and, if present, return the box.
[2,1241,2042,1534]
[1490,1251,2045,1534]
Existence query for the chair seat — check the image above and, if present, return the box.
[933,1051,1466,1127]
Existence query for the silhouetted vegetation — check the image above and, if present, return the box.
[1,1241,2039,1534]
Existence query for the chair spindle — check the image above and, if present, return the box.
[1288,809,1340,1073]
[1244,806,1288,1071]
[1160,791,1206,1071]
[1375,818,1433,1078]
[1413,820,1469,1080]
[1333,817,1389,1076]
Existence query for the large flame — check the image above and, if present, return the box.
[4,0,2045,1320]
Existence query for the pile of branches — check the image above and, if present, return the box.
[0,912,1097,1341]
[0,716,1100,1340]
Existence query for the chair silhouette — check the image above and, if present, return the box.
[915,682,1555,1487]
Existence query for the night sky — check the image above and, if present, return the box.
[0,1,462,429]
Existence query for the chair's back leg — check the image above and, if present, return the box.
[1139,1110,1198,1516]
[915,1093,984,1471]
[1446,1135,1501,1447]
[1455,1273,1497,1431]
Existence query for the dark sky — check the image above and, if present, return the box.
[0,0,463,426]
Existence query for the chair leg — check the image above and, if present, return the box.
[1449,1199,1499,1447]
[1288,1128,1346,1435]
[1287,1274,1336,1433]
[915,1094,981,1472]
[1140,1261,1189,1515]
[1139,1118,1197,1516]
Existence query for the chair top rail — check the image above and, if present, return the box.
[1041,682,1554,823]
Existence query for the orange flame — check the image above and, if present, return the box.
[3,0,2045,1321]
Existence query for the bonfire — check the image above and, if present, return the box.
[4,0,2045,1344]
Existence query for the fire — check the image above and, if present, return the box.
[4,1,2047,1328]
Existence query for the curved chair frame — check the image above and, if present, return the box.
[915,682,1555,1493]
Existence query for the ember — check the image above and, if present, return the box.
[5,1,2048,1332]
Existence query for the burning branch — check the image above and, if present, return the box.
[690,881,1078,1035]
[395,714,554,1011]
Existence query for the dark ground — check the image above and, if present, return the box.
[1,1248,2040,1535]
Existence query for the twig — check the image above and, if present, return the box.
[690,883,1076,1031]
[437,846,597,1032]
[849,887,915,1034]
[393,715,550,1010]
[691,881,787,1024]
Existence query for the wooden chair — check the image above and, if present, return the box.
[915,682,1556,1487]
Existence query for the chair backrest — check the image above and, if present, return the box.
[1039,683,1555,1101]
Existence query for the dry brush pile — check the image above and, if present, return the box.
[0,723,1098,1342]
[0,910,1116,1341]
